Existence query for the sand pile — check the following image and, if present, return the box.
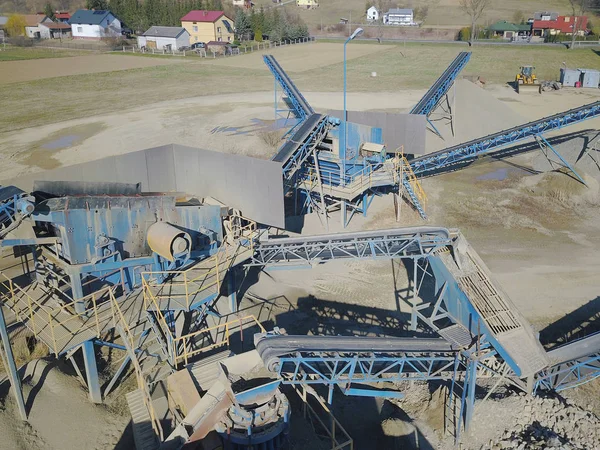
[426,79,527,153]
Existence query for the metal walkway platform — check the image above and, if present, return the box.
[410,100,600,176]
[410,51,471,117]
[264,54,314,120]
[249,227,453,266]
[432,240,549,377]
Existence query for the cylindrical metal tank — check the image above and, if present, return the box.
[147,221,192,261]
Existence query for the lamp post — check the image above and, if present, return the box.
[342,27,363,186]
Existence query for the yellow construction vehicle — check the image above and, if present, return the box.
[515,66,541,94]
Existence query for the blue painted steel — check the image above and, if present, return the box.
[536,135,587,185]
[344,387,405,399]
[410,52,471,117]
[0,186,34,239]
[0,304,27,420]
[82,340,102,403]
[535,353,600,393]
[263,55,314,121]
[401,175,427,220]
[410,101,600,176]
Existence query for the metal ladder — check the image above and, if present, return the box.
[399,156,428,220]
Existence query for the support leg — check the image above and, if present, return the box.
[69,273,85,314]
[410,259,419,331]
[228,268,237,314]
[0,306,27,420]
[341,200,347,228]
[464,358,478,432]
[82,340,102,403]
[536,134,587,186]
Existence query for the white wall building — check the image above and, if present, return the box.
[138,26,190,51]
[24,14,52,38]
[383,8,414,26]
[367,6,379,22]
[70,9,122,39]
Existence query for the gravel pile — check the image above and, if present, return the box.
[480,395,600,450]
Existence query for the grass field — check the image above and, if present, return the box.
[252,0,574,27]
[2,41,599,133]
[0,47,89,61]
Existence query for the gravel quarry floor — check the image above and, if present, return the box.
[0,76,599,449]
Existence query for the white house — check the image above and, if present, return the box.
[24,14,52,38]
[39,22,72,39]
[383,8,414,26]
[367,6,379,22]
[70,9,122,39]
[138,26,190,51]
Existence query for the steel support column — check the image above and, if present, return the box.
[228,268,237,314]
[82,340,102,403]
[0,305,27,420]
[69,273,85,314]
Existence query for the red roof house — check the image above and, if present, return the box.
[181,10,225,22]
[532,15,588,36]
[55,12,71,21]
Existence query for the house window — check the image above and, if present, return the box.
[217,26,221,33]
[77,26,82,33]
[194,36,198,41]
[218,37,222,41]
[227,35,231,41]
[564,17,570,22]
[193,26,198,32]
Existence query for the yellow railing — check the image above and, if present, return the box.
[173,314,265,366]
[400,154,428,208]
[141,240,247,310]
[0,272,113,356]
[108,289,164,442]
[141,276,176,358]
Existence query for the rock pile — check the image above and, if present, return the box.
[480,395,600,450]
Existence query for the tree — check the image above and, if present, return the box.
[44,2,55,20]
[459,0,491,46]
[568,0,589,49]
[512,10,524,24]
[235,10,251,41]
[86,0,109,9]
[5,14,26,37]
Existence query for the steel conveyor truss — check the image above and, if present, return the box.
[410,101,600,176]
[248,227,453,266]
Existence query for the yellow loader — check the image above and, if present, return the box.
[515,66,542,94]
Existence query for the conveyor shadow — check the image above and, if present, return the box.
[539,296,600,349]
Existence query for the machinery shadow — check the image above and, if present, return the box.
[539,296,600,349]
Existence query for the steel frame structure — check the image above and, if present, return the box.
[264,55,314,125]
[410,101,600,176]
[248,227,453,266]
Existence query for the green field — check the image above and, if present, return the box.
[0,47,89,61]
[2,42,600,133]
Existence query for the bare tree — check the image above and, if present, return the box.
[568,0,589,50]
[459,0,491,46]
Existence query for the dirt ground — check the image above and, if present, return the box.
[206,42,391,72]
[1,44,600,449]
[0,54,186,84]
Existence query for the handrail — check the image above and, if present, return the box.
[141,277,176,359]
[108,289,164,442]
[173,314,266,366]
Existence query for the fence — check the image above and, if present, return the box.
[122,36,315,59]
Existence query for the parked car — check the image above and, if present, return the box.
[121,27,133,38]
[191,42,205,49]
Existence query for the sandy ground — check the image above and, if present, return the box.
[0,54,187,84]
[1,80,599,449]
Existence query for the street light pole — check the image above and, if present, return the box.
[342,27,363,187]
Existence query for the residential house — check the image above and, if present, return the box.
[232,0,254,8]
[367,6,379,22]
[70,9,122,39]
[0,16,8,31]
[532,15,588,37]
[39,22,71,39]
[137,26,190,50]
[181,10,234,44]
[55,12,71,23]
[532,11,559,22]
[296,0,319,9]
[488,20,530,40]
[24,14,53,38]
[206,40,229,54]
[383,8,414,26]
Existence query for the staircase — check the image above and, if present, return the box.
[126,389,160,450]
[399,156,428,220]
